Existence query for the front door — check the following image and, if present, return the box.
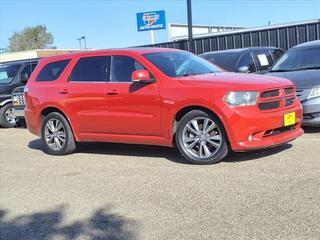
[104,55,161,136]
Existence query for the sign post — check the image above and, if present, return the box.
[136,10,166,44]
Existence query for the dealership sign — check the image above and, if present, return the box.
[136,10,166,32]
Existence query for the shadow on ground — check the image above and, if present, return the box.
[0,205,137,240]
[29,138,293,165]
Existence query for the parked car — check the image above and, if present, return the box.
[200,47,284,73]
[0,59,38,127]
[25,48,303,164]
[11,85,27,127]
[266,40,320,127]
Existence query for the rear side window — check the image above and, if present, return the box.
[69,56,110,82]
[36,59,70,81]
[271,49,285,61]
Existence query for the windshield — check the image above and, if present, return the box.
[271,47,320,72]
[143,51,221,77]
[201,52,238,72]
[0,64,22,84]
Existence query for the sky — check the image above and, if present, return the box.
[0,0,319,50]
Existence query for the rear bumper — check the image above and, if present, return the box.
[224,101,303,151]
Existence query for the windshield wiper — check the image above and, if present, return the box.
[269,69,294,73]
[290,66,320,71]
[180,71,217,77]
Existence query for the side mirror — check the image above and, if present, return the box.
[131,70,151,83]
[238,66,250,73]
[20,72,29,84]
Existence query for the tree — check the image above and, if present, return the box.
[8,25,54,52]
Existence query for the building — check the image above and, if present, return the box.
[0,49,91,63]
[168,23,246,41]
[145,19,320,54]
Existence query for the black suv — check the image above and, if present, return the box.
[0,59,38,127]
[200,47,284,73]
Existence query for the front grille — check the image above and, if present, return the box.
[284,87,294,95]
[258,101,280,110]
[13,94,25,106]
[285,97,295,107]
[260,89,279,98]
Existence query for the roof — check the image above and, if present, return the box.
[292,40,320,49]
[200,46,279,56]
[36,47,182,61]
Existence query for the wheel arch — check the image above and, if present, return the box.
[172,105,230,144]
[40,106,78,141]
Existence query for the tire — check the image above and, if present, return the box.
[0,103,17,128]
[175,110,229,164]
[41,112,76,155]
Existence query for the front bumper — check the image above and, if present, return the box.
[13,108,25,118]
[224,101,303,151]
[301,97,320,127]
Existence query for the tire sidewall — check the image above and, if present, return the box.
[0,103,17,128]
[175,110,229,164]
[41,112,74,155]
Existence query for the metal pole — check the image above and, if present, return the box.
[82,36,87,49]
[150,30,155,44]
[77,38,82,49]
[187,0,194,53]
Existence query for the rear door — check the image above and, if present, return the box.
[104,54,161,136]
[63,56,110,134]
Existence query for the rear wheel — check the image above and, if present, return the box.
[41,112,76,155]
[175,110,229,164]
[0,103,17,128]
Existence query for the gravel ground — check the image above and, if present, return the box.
[0,127,319,240]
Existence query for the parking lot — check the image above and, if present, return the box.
[0,127,319,240]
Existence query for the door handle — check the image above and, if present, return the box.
[59,89,69,94]
[107,90,119,95]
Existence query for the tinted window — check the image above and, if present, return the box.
[70,56,109,82]
[0,64,21,84]
[144,51,221,77]
[271,47,320,72]
[202,52,238,71]
[271,49,284,61]
[20,62,37,80]
[110,56,145,82]
[36,60,70,81]
[238,53,256,72]
[254,50,273,70]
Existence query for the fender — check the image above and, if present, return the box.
[0,98,12,107]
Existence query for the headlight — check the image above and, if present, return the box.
[308,86,320,99]
[224,91,258,106]
[12,96,19,106]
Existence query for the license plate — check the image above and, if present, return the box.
[284,112,296,126]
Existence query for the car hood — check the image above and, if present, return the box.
[176,72,293,91]
[266,69,320,89]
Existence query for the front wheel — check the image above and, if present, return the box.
[0,103,17,128]
[175,110,229,164]
[41,112,76,155]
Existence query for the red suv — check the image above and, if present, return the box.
[25,48,303,164]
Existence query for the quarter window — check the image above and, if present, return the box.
[69,56,110,82]
[110,56,145,82]
[36,59,70,81]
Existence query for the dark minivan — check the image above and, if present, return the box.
[0,59,38,127]
[200,47,284,73]
[267,40,320,127]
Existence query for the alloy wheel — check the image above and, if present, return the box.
[182,117,222,159]
[5,107,17,124]
[44,119,66,151]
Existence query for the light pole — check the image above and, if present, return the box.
[81,36,87,49]
[187,0,194,53]
[76,38,82,49]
